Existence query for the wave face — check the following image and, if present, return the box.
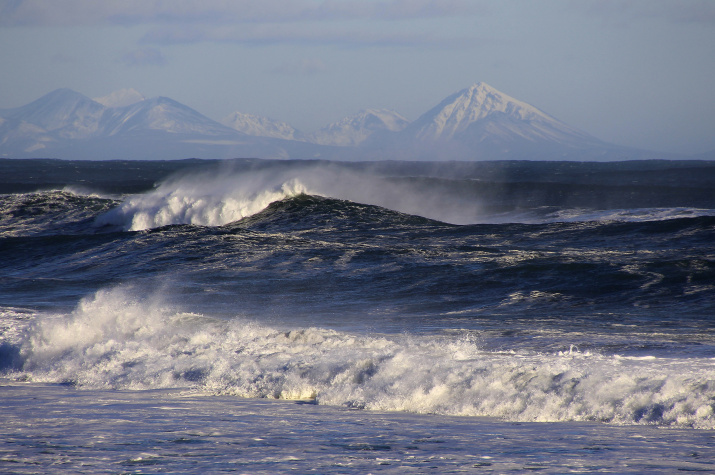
[1,158,715,428]
[0,190,116,237]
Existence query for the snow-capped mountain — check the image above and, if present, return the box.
[93,88,146,108]
[0,83,681,161]
[0,89,240,156]
[358,82,628,160]
[308,109,409,147]
[0,88,106,140]
[100,97,240,137]
[222,111,304,141]
[405,82,600,147]
[0,89,323,159]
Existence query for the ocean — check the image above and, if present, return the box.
[1,158,714,473]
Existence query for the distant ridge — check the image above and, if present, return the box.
[0,84,690,161]
[100,96,238,136]
[0,89,314,160]
[222,111,304,141]
[308,109,409,146]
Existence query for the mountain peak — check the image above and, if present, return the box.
[406,82,580,143]
[468,81,494,91]
[2,88,105,137]
[99,95,237,136]
[26,88,97,109]
[309,109,409,146]
[93,88,145,108]
[221,111,303,141]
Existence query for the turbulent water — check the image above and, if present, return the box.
[1,158,714,472]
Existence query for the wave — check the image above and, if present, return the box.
[93,165,495,230]
[90,161,715,231]
[4,287,713,429]
[0,190,117,237]
[95,171,309,231]
[5,165,714,235]
[481,207,715,225]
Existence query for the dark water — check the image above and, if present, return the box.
[1,158,714,429]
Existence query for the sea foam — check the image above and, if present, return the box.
[96,173,308,231]
[9,287,714,429]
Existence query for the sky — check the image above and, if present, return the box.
[1,0,714,154]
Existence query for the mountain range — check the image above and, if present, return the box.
[0,83,689,161]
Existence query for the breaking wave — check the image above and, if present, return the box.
[6,287,714,429]
[93,165,496,230]
[94,162,715,232]
[95,173,309,231]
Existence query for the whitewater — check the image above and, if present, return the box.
[1,158,714,473]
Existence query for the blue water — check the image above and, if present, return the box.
[1,158,714,472]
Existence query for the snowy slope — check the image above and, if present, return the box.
[222,111,304,141]
[0,88,106,140]
[99,97,240,137]
[405,82,598,145]
[309,109,409,146]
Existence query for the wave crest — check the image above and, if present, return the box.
[94,164,492,231]
[97,173,309,231]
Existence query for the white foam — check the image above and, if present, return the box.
[514,207,715,224]
[96,171,308,231]
[10,287,714,429]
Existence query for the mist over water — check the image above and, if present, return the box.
[96,163,491,231]
[94,159,715,231]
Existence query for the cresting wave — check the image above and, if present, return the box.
[6,287,714,429]
[95,173,309,231]
[92,165,715,231]
[93,165,480,231]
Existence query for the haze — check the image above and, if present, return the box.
[1,0,714,154]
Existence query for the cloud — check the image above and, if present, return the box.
[121,47,166,67]
[0,0,482,49]
[5,0,714,29]
[140,24,461,48]
[270,58,328,76]
[0,0,486,27]
[572,0,715,26]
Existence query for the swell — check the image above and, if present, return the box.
[88,160,715,230]
[91,165,476,230]
[2,194,713,323]
[2,287,713,429]
[4,159,714,234]
[0,190,117,237]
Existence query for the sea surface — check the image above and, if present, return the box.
[1,158,714,473]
